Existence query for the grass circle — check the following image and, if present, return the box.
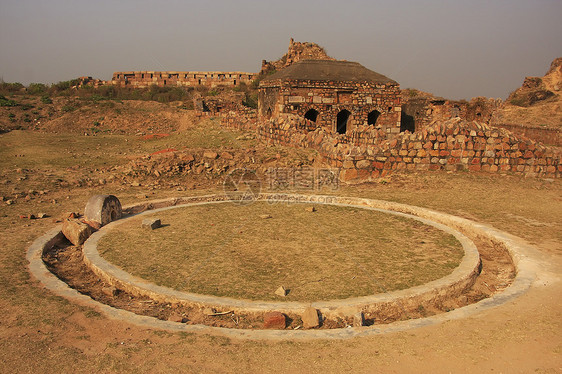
[97,201,463,302]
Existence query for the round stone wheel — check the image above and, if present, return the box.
[84,195,122,227]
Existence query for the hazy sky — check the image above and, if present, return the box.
[1,0,561,100]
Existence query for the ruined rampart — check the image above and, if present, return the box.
[222,112,561,180]
[112,71,255,88]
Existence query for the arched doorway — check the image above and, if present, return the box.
[304,109,319,122]
[367,110,381,126]
[265,108,272,119]
[400,113,415,132]
[336,110,351,134]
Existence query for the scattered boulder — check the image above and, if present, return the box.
[101,286,118,297]
[263,312,286,329]
[305,206,316,213]
[5,200,14,205]
[167,313,186,323]
[142,218,161,230]
[62,218,93,246]
[84,195,122,227]
[37,213,48,219]
[260,214,273,219]
[275,286,287,297]
[302,307,320,329]
[221,152,234,160]
[203,151,218,159]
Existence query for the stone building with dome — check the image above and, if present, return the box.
[258,59,401,135]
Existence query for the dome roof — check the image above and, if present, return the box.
[262,59,397,85]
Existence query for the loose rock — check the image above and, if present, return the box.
[167,313,186,323]
[101,286,118,297]
[302,307,320,329]
[62,218,93,246]
[305,206,316,212]
[142,218,161,230]
[260,214,273,219]
[275,286,287,297]
[263,312,286,329]
[203,151,218,159]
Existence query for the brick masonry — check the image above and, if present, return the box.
[222,112,561,180]
[112,71,255,88]
[259,79,401,135]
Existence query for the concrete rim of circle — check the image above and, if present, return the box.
[27,193,539,340]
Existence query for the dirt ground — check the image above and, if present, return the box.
[0,119,561,373]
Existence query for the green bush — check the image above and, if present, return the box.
[51,79,80,93]
[0,95,18,107]
[28,83,48,94]
[62,104,76,112]
[0,82,24,93]
[41,95,53,104]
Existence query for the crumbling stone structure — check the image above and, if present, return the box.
[400,94,502,133]
[112,71,255,88]
[258,59,401,135]
[260,38,335,75]
[222,111,561,179]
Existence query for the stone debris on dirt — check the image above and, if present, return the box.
[263,311,286,329]
[302,307,320,329]
[62,218,93,245]
[141,218,161,230]
[274,286,287,297]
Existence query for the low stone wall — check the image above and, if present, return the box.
[493,123,561,147]
[221,110,258,131]
[223,112,561,180]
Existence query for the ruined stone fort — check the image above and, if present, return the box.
[110,39,561,179]
[111,70,255,88]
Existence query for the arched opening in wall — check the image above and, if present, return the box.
[266,108,272,119]
[367,110,381,126]
[336,110,351,134]
[233,79,237,86]
[400,113,415,133]
[304,109,319,122]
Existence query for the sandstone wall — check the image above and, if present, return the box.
[492,124,561,147]
[222,112,561,180]
[259,79,401,134]
[401,96,502,132]
[112,71,255,88]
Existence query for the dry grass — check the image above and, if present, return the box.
[98,202,463,301]
[0,110,560,372]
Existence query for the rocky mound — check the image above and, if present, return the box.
[260,38,335,75]
[507,57,561,107]
[491,57,562,128]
